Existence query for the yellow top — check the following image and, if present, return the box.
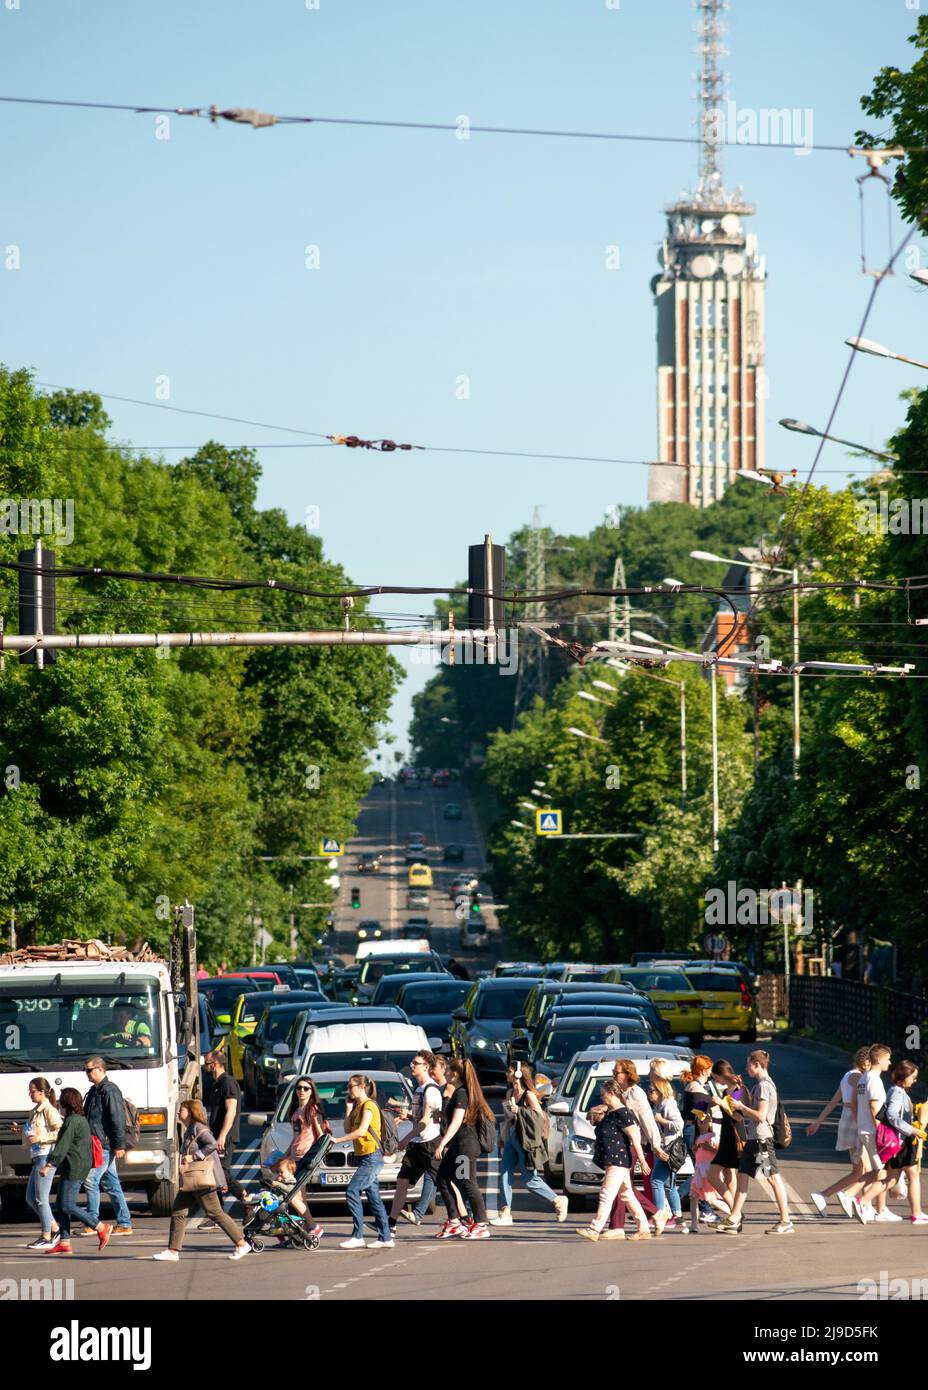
[352,1099,382,1156]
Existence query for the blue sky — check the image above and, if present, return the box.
[2,0,926,756]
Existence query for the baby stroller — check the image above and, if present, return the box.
[243,1134,333,1252]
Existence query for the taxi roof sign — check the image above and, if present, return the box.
[320,838,344,856]
[535,809,562,836]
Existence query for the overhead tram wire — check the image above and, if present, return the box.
[1,94,923,156]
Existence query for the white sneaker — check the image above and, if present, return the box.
[553,1196,569,1223]
[836,1191,854,1219]
[151,1250,179,1262]
[367,1238,395,1249]
[228,1243,252,1260]
[810,1191,827,1216]
[339,1236,366,1249]
[489,1210,512,1226]
[873,1209,903,1223]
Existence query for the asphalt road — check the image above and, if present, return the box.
[1,780,925,1301]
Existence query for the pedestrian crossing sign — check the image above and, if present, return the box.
[535,809,562,836]
[320,838,344,856]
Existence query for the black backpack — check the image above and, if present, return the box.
[665,1135,689,1172]
[476,1111,497,1154]
[373,1105,400,1158]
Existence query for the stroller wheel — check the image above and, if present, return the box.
[308,1235,321,1250]
[249,1239,265,1253]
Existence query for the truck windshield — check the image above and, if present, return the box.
[0,983,163,1069]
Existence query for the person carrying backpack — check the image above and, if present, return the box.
[81,1057,133,1237]
[332,1075,394,1250]
[433,1057,494,1240]
[716,1050,793,1236]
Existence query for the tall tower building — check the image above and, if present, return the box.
[649,0,766,508]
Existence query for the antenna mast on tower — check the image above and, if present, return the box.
[694,0,730,205]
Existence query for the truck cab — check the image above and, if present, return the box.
[0,938,199,1219]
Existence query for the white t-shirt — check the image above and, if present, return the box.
[856,1070,885,1135]
[411,1080,443,1145]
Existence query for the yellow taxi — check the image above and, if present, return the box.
[407,863,433,889]
[604,966,704,1045]
[226,992,269,1080]
[683,965,757,1042]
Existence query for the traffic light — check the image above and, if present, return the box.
[18,546,57,665]
[470,891,481,917]
[351,887,361,910]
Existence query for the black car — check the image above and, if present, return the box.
[511,1002,659,1066]
[241,998,334,1107]
[493,961,545,978]
[370,970,450,1007]
[528,1013,653,1087]
[403,917,431,940]
[443,844,465,863]
[355,953,445,1002]
[528,987,669,1044]
[394,978,472,1049]
[356,853,381,873]
[449,976,543,1086]
[514,980,644,1039]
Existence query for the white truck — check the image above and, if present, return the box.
[0,912,202,1219]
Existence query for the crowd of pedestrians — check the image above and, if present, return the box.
[14,1040,925,1259]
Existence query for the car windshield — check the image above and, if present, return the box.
[560,1060,593,1100]
[400,984,470,1014]
[579,1075,622,1113]
[304,1051,415,1077]
[475,984,534,1021]
[0,983,162,1068]
[372,976,418,1005]
[202,978,274,1010]
[542,1025,647,1063]
[621,970,695,993]
[566,969,614,983]
[263,1009,306,1043]
[361,959,436,986]
[293,968,321,990]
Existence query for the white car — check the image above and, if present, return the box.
[256,1070,431,1208]
[544,1044,693,1197]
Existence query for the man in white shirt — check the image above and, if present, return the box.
[389,1051,443,1232]
[853,1044,892,1224]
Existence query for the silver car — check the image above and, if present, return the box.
[256,1070,432,1208]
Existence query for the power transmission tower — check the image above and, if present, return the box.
[512,506,547,723]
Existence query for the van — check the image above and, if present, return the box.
[355,938,432,961]
[293,1020,435,1078]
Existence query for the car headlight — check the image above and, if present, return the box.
[474,1038,488,1049]
[262,1057,278,1069]
[358,929,367,939]
[491,1040,505,1053]
[568,1136,594,1155]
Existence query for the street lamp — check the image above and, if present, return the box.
[592,680,620,694]
[576,689,609,706]
[779,416,894,462]
[846,335,928,371]
[662,576,685,587]
[567,726,608,745]
[510,819,530,830]
[519,800,538,812]
[691,549,801,782]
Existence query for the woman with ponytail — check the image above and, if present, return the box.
[332,1075,394,1250]
[433,1057,493,1240]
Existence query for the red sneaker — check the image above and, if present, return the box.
[97,1223,113,1252]
[436,1220,462,1239]
[461,1221,490,1240]
[44,1241,72,1256]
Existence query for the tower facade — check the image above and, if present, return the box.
[649,0,766,508]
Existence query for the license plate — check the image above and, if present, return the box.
[658,1006,676,1015]
[320,1172,351,1186]
[703,1002,726,1010]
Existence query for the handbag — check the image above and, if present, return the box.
[178,1156,217,1193]
[875,1121,903,1164]
[178,1124,218,1193]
